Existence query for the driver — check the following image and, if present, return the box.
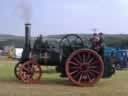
[90,33,100,51]
[33,34,46,53]
[98,32,105,57]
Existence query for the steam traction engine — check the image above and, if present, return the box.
[14,24,115,86]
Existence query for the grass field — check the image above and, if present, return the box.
[0,56,128,96]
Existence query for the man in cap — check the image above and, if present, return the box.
[90,33,100,51]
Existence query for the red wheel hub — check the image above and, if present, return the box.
[79,63,88,72]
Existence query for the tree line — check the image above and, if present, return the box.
[0,34,128,49]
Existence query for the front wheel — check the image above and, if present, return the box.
[19,59,42,84]
[14,62,22,80]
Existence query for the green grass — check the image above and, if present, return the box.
[0,56,128,96]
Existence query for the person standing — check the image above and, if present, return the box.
[98,32,105,59]
[90,33,100,50]
[99,32,105,47]
[33,34,46,55]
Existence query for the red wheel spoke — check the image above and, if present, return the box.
[86,53,90,61]
[23,73,27,79]
[90,70,100,74]
[88,71,95,79]
[78,72,83,83]
[77,54,82,61]
[73,71,81,79]
[21,72,24,77]
[88,66,97,69]
[23,67,30,73]
[70,66,78,69]
[70,61,79,66]
[82,72,88,80]
[91,61,99,65]
[86,72,91,82]
[88,58,94,63]
[70,70,79,75]
[73,57,81,64]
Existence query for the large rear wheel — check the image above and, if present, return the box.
[66,49,104,86]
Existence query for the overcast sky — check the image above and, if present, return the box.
[0,0,128,36]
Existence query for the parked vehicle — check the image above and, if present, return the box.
[104,47,128,69]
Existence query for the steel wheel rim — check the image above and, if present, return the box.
[66,49,104,86]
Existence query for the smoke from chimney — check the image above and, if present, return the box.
[16,0,32,24]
